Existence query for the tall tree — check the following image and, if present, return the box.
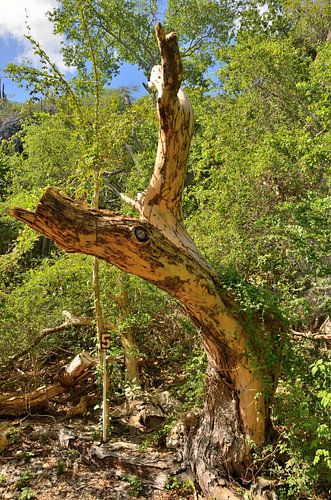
[9,24,284,496]
[49,0,235,87]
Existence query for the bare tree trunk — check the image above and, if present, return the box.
[8,23,284,496]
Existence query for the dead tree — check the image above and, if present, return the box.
[8,24,284,497]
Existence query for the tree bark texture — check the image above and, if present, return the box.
[8,23,283,496]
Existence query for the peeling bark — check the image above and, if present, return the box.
[8,23,284,495]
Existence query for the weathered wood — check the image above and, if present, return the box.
[57,351,94,386]
[7,189,270,443]
[7,23,284,495]
[143,25,193,222]
[0,352,94,416]
[0,384,65,416]
[90,443,181,490]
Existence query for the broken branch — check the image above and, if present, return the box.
[9,311,115,363]
[141,23,193,224]
[0,352,94,416]
[109,184,140,211]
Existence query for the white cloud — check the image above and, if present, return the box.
[0,0,71,72]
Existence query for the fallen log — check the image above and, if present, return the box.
[0,352,94,416]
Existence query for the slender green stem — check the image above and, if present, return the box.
[81,3,109,442]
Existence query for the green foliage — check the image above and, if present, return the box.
[0,253,94,361]
[259,342,331,497]
[49,0,235,86]
[18,488,37,500]
[120,474,143,497]
[182,8,330,495]
[15,472,32,490]
[186,27,330,329]
[49,0,156,79]
[165,475,195,493]
[176,346,207,409]
[56,460,66,474]
[2,92,135,207]
[9,427,20,445]
[0,2,330,497]
[12,112,81,191]
[66,448,80,461]
[165,0,234,86]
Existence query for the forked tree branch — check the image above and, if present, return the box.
[7,24,211,290]
[7,24,286,488]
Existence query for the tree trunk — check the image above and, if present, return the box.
[188,368,249,495]
[8,23,284,495]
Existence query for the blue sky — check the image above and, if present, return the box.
[0,0,147,102]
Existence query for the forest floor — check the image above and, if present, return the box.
[0,358,195,500]
[0,415,194,499]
